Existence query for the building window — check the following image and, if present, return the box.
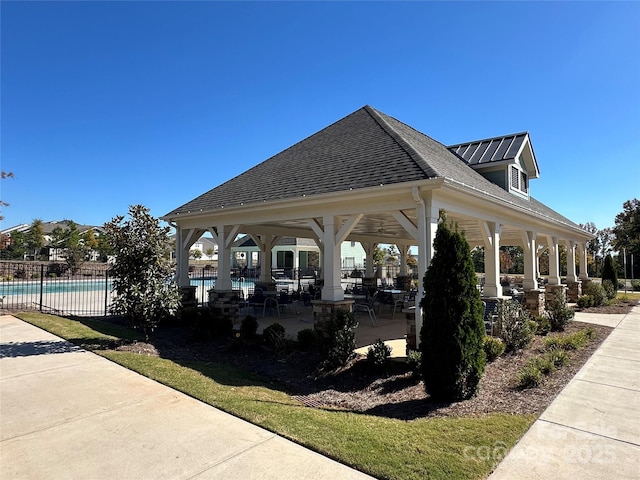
[344,257,355,269]
[510,166,528,194]
[520,171,528,192]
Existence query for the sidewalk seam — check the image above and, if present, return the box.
[538,418,640,448]
[571,376,640,393]
[184,433,278,479]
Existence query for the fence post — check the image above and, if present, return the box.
[39,264,45,312]
[201,267,205,305]
[104,270,109,316]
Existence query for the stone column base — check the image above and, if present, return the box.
[523,289,545,317]
[567,281,582,303]
[312,299,354,333]
[208,289,242,323]
[179,286,197,308]
[405,310,417,353]
[545,284,567,306]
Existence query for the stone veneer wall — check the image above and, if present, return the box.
[545,284,567,311]
[312,299,354,333]
[208,289,242,323]
[523,289,545,317]
[567,282,582,303]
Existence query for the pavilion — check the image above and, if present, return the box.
[162,105,593,336]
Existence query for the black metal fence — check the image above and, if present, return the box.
[0,261,112,316]
[1,261,416,316]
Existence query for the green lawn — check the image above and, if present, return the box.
[16,312,535,480]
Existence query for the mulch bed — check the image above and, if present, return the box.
[113,301,636,420]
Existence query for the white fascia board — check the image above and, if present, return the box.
[437,181,591,242]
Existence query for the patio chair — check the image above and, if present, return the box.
[392,291,412,319]
[353,294,378,327]
[263,296,281,318]
[482,299,499,335]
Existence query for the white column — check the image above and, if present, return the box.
[566,240,578,283]
[547,236,561,285]
[209,225,237,291]
[251,235,278,283]
[481,221,502,297]
[360,241,377,278]
[414,191,439,339]
[175,227,190,287]
[521,230,538,290]
[578,242,589,281]
[321,215,343,301]
[397,243,409,276]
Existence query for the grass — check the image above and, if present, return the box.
[617,291,640,301]
[15,312,535,480]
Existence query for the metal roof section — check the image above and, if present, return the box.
[448,132,540,178]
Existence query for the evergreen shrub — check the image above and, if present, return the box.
[366,339,392,370]
[296,328,318,350]
[483,336,505,362]
[583,282,607,307]
[495,299,534,352]
[321,309,358,371]
[545,289,574,332]
[420,213,486,401]
[601,254,618,299]
[240,315,258,340]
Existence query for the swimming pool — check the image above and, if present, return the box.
[0,279,112,296]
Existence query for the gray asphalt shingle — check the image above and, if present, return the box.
[165,106,582,231]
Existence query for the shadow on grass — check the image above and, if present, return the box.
[362,397,454,421]
[67,315,144,342]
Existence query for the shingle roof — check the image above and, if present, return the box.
[166,106,438,216]
[165,105,581,231]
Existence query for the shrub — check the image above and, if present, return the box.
[602,280,617,301]
[240,315,258,340]
[632,280,640,292]
[297,328,318,350]
[180,306,201,326]
[263,323,286,349]
[530,356,555,375]
[483,336,505,362]
[321,309,359,371]
[104,205,180,340]
[211,313,233,337]
[583,282,607,307]
[495,299,534,352]
[576,295,594,309]
[517,363,542,389]
[406,350,422,377]
[545,330,589,351]
[601,254,618,298]
[543,349,568,369]
[545,290,574,332]
[420,213,485,401]
[532,314,551,335]
[367,339,392,370]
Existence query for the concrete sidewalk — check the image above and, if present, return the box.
[489,306,640,480]
[0,315,373,480]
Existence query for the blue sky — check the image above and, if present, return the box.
[2,1,639,233]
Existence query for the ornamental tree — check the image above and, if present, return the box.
[420,212,486,401]
[104,205,180,339]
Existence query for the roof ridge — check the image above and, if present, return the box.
[448,131,529,148]
[364,106,442,177]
